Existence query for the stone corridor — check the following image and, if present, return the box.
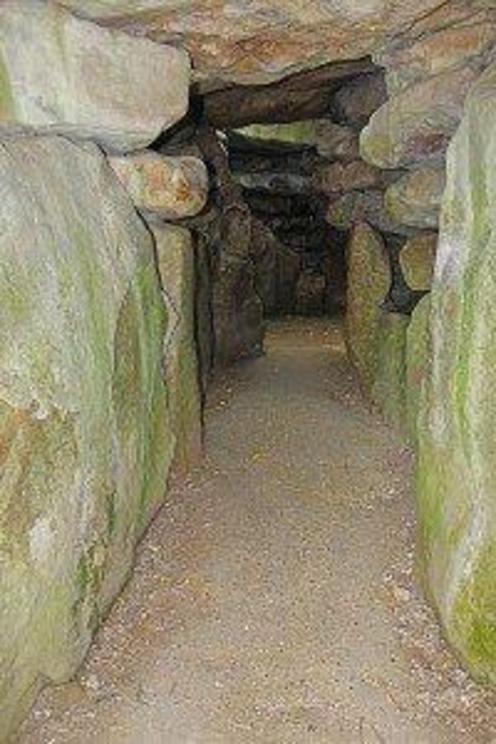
[19,321,496,744]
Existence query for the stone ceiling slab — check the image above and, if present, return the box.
[54,0,450,88]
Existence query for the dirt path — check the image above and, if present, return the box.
[20,319,496,743]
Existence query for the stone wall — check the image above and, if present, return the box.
[417,62,496,682]
[343,13,496,683]
[0,4,206,738]
[344,3,496,439]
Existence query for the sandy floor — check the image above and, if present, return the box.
[19,319,496,743]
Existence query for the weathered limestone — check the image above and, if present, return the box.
[152,223,203,470]
[371,311,409,432]
[417,62,496,681]
[345,223,392,392]
[0,0,189,152]
[385,166,446,229]
[0,136,173,736]
[237,121,359,161]
[109,152,208,219]
[406,295,431,444]
[400,233,438,291]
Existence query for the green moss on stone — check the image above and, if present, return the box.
[345,223,392,393]
[451,542,496,682]
[0,50,14,117]
[371,311,409,433]
[406,295,431,444]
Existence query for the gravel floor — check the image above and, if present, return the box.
[19,318,496,743]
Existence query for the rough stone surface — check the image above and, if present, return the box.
[0,0,190,153]
[345,223,392,392]
[371,311,409,434]
[360,66,484,168]
[0,136,173,737]
[376,2,496,96]
[109,152,208,219]
[203,59,377,128]
[235,171,312,196]
[326,191,415,237]
[316,160,384,195]
[406,295,431,444]
[195,128,265,367]
[400,233,438,291]
[152,223,203,470]
[237,121,359,161]
[55,0,449,88]
[417,61,496,682]
[330,72,388,130]
[385,166,446,230]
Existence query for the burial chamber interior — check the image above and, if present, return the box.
[2,1,496,739]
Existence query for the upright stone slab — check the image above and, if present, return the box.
[345,223,392,392]
[0,0,190,152]
[406,295,431,444]
[152,223,203,470]
[417,62,496,681]
[0,136,173,736]
[371,311,409,433]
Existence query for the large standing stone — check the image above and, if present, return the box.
[0,136,173,737]
[345,223,392,392]
[0,1,190,152]
[400,233,438,291]
[371,311,409,433]
[213,252,265,366]
[152,223,203,470]
[109,152,208,219]
[417,62,496,681]
[196,128,266,367]
[406,295,431,444]
[385,166,446,229]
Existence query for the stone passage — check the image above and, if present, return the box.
[19,321,496,744]
[3,1,496,738]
